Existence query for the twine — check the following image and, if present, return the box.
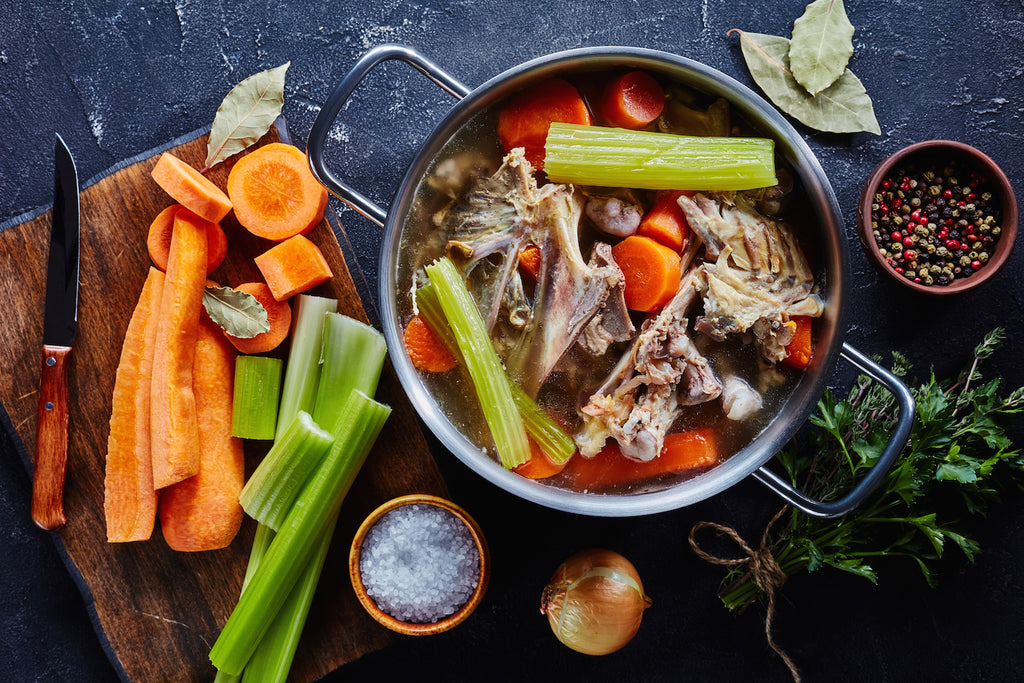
[688,507,800,683]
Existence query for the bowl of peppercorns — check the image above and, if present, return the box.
[858,140,1018,294]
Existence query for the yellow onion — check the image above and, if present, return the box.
[540,548,651,655]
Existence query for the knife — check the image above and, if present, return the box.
[31,134,80,531]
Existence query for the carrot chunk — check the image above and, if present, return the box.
[513,438,572,480]
[497,78,591,169]
[223,282,292,355]
[254,234,333,301]
[404,313,458,373]
[783,315,814,369]
[151,153,233,223]
[227,143,328,241]
[637,190,694,253]
[612,234,682,312]
[563,429,719,490]
[518,244,542,282]
[147,204,227,274]
[599,70,666,129]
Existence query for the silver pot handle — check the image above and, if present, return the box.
[306,44,471,227]
[753,342,915,519]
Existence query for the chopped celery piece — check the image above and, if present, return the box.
[544,122,778,191]
[239,411,334,530]
[275,295,338,441]
[232,356,283,440]
[312,313,387,429]
[423,258,530,468]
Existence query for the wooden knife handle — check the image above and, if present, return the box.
[32,344,72,531]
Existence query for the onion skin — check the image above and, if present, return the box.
[540,548,651,655]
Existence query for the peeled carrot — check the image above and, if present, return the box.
[147,204,228,274]
[150,208,209,489]
[518,244,542,282]
[159,311,245,551]
[404,313,458,373]
[563,429,718,490]
[514,438,572,480]
[599,70,666,129]
[637,190,693,252]
[104,267,165,542]
[223,282,292,355]
[612,234,682,312]
[497,78,591,169]
[151,153,232,223]
[227,143,328,241]
[783,315,813,369]
[254,234,333,301]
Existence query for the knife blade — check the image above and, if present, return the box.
[31,134,80,531]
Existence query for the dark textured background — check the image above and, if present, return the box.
[2,1,1022,681]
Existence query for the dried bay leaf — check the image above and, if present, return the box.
[202,285,270,339]
[203,62,290,171]
[790,0,855,95]
[729,30,880,135]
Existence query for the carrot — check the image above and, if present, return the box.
[104,267,165,542]
[404,313,458,373]
[227,142,328,241]
[159,310,245,551]
[783,315,813,369]
[611,234,682,312]
[254,234,333,301]
[563,429,718,490]
[599,70,666,130]
[147,204,228,274]
[637,190,694,252]
[518,244,542,282]
[497,78,591,169]
[150,208,209,489]
[513,438,572,480]
[151,153,233,223]
[223,282,292,355]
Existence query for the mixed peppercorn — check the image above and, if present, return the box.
[870,161,1002,286]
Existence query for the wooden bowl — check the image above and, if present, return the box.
[348,494,490,635]
[857,140,1018,294]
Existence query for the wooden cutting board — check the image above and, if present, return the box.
[0,121,447,682]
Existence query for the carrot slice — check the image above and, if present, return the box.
[563,429,718,490]
[612,234,682,312]
[151,153,232,223]
[404,313,458,373]
[497,78,591,169]
[637,190,694,252]
[599,71,666,129]
[227,143,327,241]
[514,438,572,480]
[783,315,813,369]
[518,244,542,282]
[150,208,209,489]
[223,282,292,355]
[159,311,245,551]
[147,204,228,274]
[254,234,333,301]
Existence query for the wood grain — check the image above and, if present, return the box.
[32,344,72,530]
[0,122,447,682]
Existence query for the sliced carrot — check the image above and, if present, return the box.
[518,244,542,282]
[159,311,245,551]
[637,190,694,253]
[497,78,592,169]
[404,313,458,373]
[151,153,233,223]
[612,234,682,312]
[563,429,718,490]
[147,204,228,274]
[150,208,209,489]
[514,438,573,480]
[227,142,327,241]
[104,267,165,542]
[254,234,333,301]
[302,185,329,235]
[223,282,292,355]
[783,315,813,369]
[599,70,666,129]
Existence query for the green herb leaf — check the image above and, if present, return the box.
[202,285,270,339]
[789,0,855,95]
[728,30,880,135]
[203,62,290,171]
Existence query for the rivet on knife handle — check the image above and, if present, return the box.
[32,344,71,531]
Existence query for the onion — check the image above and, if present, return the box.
[540,548,651,655]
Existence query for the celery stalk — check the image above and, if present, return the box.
[424,258,530,468]
[544,123,778,191]
[232,356,284,440]
[312,313,387,429]
[275,295,338,440]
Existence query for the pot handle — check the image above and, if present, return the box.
[306,44,471,227]
[752,342,915,519]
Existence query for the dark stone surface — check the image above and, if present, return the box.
[1,1,1022,681]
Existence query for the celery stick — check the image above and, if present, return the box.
[312,313,387,428]
[424,258,530,468]
[239,411,334,530]
[232,356,283,440]
[209,391,391,676]
[275,295,338,440]
[544,123,778,191]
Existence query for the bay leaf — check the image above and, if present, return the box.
[730,30,880,135]
[203,62,290,171]
[789,0,855,95]
[202,285,270,339]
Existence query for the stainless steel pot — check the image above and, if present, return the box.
[307,44,915,518]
